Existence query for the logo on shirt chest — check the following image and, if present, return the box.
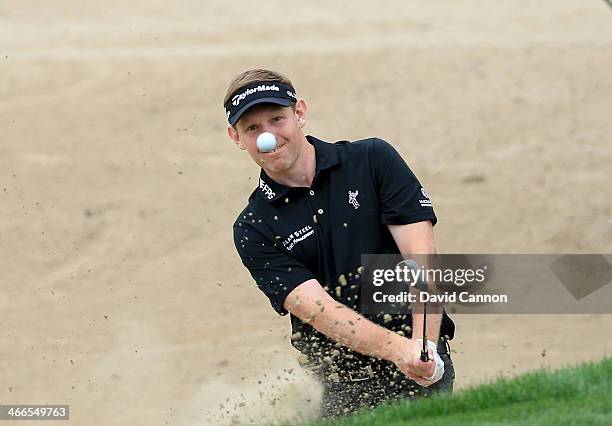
[282,225,315,251]
[348,190,360,210]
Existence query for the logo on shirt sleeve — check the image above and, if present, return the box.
[419,187,432,207]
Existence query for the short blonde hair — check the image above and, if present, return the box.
[223,69,294,107]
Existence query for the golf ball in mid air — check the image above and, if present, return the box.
[257,132,277,152]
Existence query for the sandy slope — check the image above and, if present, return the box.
[1,1,612,425]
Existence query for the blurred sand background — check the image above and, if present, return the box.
[1,0,612,425]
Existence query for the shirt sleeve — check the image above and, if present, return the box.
[233,220,315,315]
[370,138,437,226]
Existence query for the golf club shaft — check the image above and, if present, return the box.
[420,301,429,361]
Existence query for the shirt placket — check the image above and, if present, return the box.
[305,185,327,232]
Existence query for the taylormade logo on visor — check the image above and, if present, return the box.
[232,84,280,106]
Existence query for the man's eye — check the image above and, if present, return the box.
[246,126,257,132]
[273,116,283,121]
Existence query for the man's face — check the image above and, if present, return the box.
[228,99,308,176]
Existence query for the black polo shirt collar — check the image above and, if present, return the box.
[258,135,341,203]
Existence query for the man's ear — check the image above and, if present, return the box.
[227,124,246,150]
[295,99,308,129]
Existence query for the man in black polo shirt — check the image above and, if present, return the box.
[225,69,455,418]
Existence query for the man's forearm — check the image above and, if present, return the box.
[409,270,443,343]
[387,221,443,344]
[285,279,437,384]
[284,280,402,362]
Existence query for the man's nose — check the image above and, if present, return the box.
[260,126,276,135]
